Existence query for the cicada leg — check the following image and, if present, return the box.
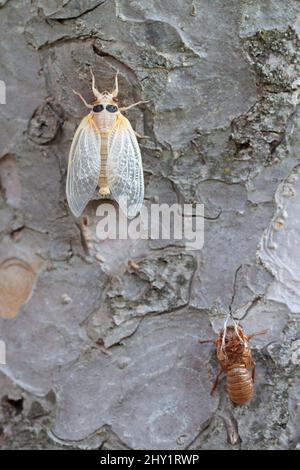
[247,329,268,341]
[119,100,150,112]
[90,67,102,101]
[251,361,256,383]
[199,339,214,344]
[134,130,150,139]
[211,368,224,395]
[111,70,119,98]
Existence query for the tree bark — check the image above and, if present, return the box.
[0,0,300,450]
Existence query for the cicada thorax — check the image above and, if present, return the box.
[216,326,250,367]
[92,94,120,196]
[93,107,118,133]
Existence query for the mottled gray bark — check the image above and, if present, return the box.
[0,0,300,450]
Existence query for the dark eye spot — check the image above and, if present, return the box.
[93,104,104,113]
[106,105,118,113]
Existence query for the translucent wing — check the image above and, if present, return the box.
[66,115,101,217]
[107,115,144,218]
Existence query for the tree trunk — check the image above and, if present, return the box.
[0,0,299,450]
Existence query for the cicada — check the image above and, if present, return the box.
[66,69,148,219]
[200,324,267,405]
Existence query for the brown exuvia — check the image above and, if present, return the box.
[200,324,267,405]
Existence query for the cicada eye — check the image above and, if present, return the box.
[93,104,104,113]
[106,104,118,113]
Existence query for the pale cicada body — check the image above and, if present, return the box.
[66,69,148,219]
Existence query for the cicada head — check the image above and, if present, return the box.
[90,72,120,131]
[91,70,119,104]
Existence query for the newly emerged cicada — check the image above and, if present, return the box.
[66,69,148,219]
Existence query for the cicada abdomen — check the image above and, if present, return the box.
[226,365,254,405]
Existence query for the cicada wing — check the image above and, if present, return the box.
[107,115,144,218]
[66,115,101,217]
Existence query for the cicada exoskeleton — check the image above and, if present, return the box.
[201,324,267,405]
